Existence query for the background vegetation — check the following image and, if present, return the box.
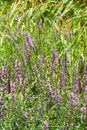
[0,0,87,129]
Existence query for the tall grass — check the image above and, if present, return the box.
[0,0,87,129]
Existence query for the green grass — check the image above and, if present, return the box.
[0,0,87,130]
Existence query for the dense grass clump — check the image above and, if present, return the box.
[0,0,87,129]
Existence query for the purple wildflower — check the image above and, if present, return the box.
[39,54,44,69]
[69,92,79,106]
[7,79,16,93]
[37,18,43,30]
[51,90,62,103]
[15,60,20,76]
[10,81,16,93]
[14,60,23,85]
[42,126,45,130]
[84,86,87,101]
[37,23,40,31]
[60,69,65,89]
[81,103,86,120]
[50,46,56,77]
[40,18,43,25]
[17,74,22,85]
[44,120,49,127]
[0,62,7,78]
[14,15,19,21]
[58,55,62,67]
[85,86,87,93]
[46,81,52,95]
[82,74,87,87]
[81,104,86,113]
[24,43,29,58]
[24,31,33,47]
[73,77,81,93]
[73,85,79,93]
[23,112,28,118]
[85,63,87,74]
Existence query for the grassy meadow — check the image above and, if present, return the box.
[0,0,87,129]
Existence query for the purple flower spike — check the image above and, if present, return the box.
[24,31,33,48]
[69,91,79,106]
[37,18,43,31]
[23,112,28,118]
[81,103,86,120]
[44,120,49,127]
[0,62,7,78]
[39,54,44,69]
[50,46,56,77]
[24,43,29,58]
[60,69,65,89]
[85,63,87,74]
[85,86,87,93]
[58,55,62,67]
[81,104,86,113]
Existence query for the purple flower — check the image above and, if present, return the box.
[82,75,87,87]
[46,81,52,94]
[0,62,7,78]
[14,15,19,21]
[23,112,28,118]
[40,18,43,25]
[24,43,29,58]
[85,86,87,93]
[10,81,16,93]
[70,92,76,98]
[44,120,49,127]
[58,55,62,67]
[39,54,44,69]
[84,86,87,101]
[71,99,79,106]
[42,126,45,130]
[74,77,82,93]
[73,85,79,93]
[81,103,86,120]
[51,90,62,102]
[50,46,56,77]
[60,69,65,89]
[85,63,87,74]
[24,31,33,47]
[69,92,79,106]
[17,74,22,85]
[81,104,86,113]
[37,18,43,30]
